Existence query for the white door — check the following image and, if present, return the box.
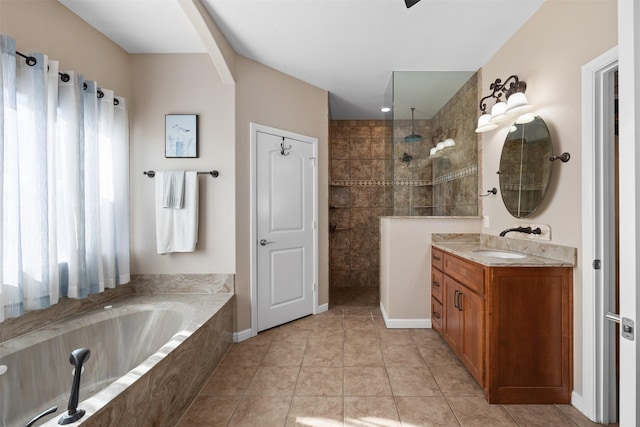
[617,1,639,424]
[256,130,315,331]
[582,47,619,424]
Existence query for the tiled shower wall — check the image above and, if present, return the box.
[329,120,392,288]
[431,73,479,216]
[391,117,435,216]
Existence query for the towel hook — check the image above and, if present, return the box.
[280,137,291,156]
[479,187,497,197]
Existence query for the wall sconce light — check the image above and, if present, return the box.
[475,75,533,133]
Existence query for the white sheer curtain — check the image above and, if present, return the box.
[0,35,130,321]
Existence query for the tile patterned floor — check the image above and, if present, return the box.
[176,288,616,427]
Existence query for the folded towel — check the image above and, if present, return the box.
[162,170,185,209]
[155,171,198,254]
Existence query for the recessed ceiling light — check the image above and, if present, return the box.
[380,107,391,113]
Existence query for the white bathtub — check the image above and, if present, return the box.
[0,293,232,427]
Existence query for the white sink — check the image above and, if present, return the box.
[473,249,527,259]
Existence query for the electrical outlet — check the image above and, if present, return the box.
[483,216,490,228]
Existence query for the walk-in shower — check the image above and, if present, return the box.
[388,71,480,216]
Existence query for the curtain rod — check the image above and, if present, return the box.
[16,50,120,106]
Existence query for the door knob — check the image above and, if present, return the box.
[260,239,275,246]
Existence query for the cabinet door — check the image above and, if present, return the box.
[431,268,443,303]
[443,276,461,354]
[432,297,443,333]
[459,288,484,384]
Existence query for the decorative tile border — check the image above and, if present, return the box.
[501,183,546,191]
[392,180,432,187]
[330,180,432,187]
[433,165,478,185]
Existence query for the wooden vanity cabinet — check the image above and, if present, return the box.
[430,246,573,404]
[430,249,444,333]
[485,266,572,404]
[436,249,485,385]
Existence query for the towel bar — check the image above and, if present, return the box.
[143,170,219,178]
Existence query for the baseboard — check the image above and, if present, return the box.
[380,302,431,329]
[316,303,328,314]
[233,328,252,343]
[570,391,596,422]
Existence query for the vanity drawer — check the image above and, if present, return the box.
[431,269,443,302]
[432,298,443,332]
[432,247,444,271]
[443,252,485,296]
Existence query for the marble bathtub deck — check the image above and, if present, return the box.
[176,292,615,427]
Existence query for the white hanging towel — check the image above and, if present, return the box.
[155,171,199,254]
[162,170,185,209]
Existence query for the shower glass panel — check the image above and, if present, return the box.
[391,71,479,216]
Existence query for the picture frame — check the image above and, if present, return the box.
[165,114,198,158]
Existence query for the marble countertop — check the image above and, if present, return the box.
[432,236,576,268]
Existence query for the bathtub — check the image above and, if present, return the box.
[0,293,233,427]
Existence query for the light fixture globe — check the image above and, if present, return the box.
[514,112,536,124]
[475,113,498,133]
[506,92,533,115]
[488,101,512,123]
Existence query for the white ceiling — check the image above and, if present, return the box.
[58,0,544,120]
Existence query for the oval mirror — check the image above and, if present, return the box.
[498,115,553,218]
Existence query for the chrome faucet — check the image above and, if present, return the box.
[499,226,542,237]
[58,348,91,425]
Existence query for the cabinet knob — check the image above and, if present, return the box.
[433,281,440,287]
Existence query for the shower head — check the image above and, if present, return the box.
[404,107,423,143]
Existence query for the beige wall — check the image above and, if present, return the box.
[380,217,481,323]
[0,0,130,99]
[480,0,617,399]
[235,55,329,333]
[129,54,236,274]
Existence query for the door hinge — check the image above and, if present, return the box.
[313,282,317,292]
[310,157,316,166]
[593,259,601,270]
[312,220,317,230]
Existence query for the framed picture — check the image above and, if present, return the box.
[165,114,198,158]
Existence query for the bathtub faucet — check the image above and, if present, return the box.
[58,348,91,425]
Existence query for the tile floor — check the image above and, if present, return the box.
[176,287,616,427]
